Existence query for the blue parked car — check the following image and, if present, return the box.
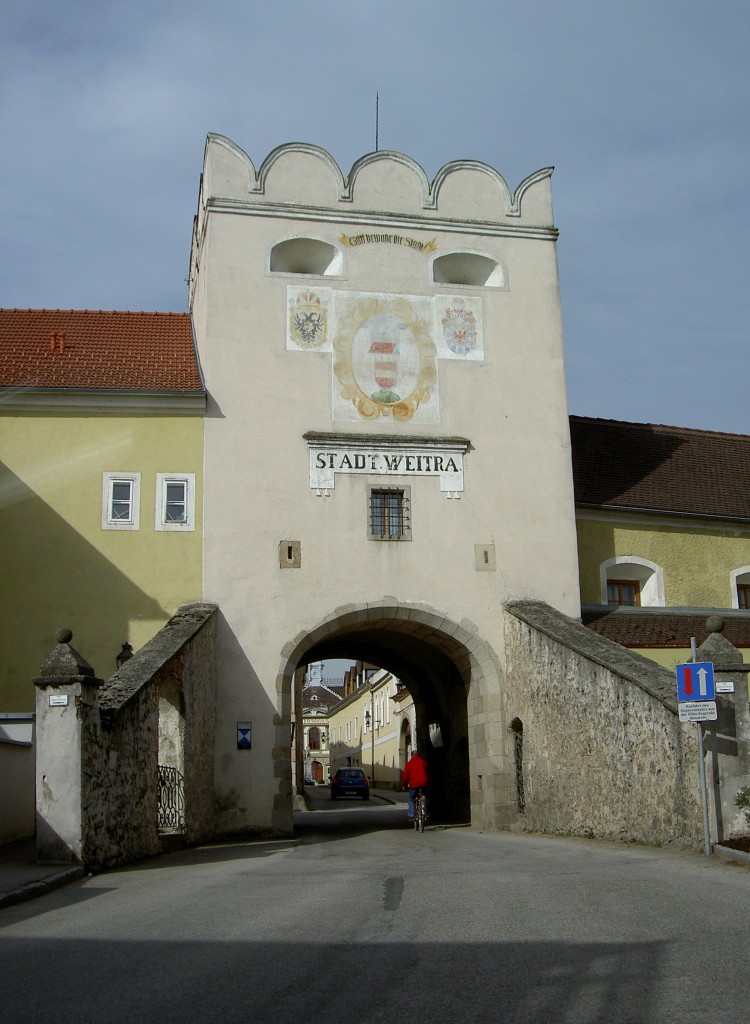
[330,767,370,801]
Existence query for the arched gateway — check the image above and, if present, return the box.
[277,600,505,828]
[189,137,580,837]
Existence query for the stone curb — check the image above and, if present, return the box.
[0,865,85,911]
[295,787,401,808]
[713,843,750,868]
[372,791,399,805]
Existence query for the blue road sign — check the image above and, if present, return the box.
[237,721,252,749]
[676,662,715,702]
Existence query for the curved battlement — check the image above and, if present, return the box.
[200,134,554,227]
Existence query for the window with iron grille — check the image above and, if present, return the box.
[368,486,411,541]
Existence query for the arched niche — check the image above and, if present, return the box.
[431,251,506,288]
[269,237,343,277]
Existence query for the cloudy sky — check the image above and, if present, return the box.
[2,1,747,432]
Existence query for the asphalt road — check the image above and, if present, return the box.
[1,802,749,1023]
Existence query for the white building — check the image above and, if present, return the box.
[189,136,579,833]
[299,660,341,784]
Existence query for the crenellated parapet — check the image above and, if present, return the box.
[198,134,555,231]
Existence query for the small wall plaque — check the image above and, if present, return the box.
[716,681,735,694]
[49,694,69,707]
[237,722,252,749]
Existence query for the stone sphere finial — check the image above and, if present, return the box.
[706,615,725,634]
[55,627,73,644]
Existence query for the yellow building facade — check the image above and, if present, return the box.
[577,516,750,612]
[572,416,750,669]
[0,310,205,710]
[328,668,413,789]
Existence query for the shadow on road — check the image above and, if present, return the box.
[0,931,669,1024]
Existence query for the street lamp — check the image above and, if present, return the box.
[364,696,377,786]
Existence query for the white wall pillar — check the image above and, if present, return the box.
[33,628,102,864]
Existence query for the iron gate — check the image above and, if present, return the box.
[158,764,185,832]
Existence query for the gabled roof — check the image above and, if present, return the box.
[0,309,202,392]
[570,416,750,522]
[302,684,343,709]
[582,607,750,649]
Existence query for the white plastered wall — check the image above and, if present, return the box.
[190,138,581,833]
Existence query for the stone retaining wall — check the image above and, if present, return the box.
[35,604,217,870]
[505,602,703,848]
[93,603,218,868]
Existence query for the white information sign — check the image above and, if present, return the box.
[307,436,468,495]
[716,681,735,694]
[678,700,717,723]
[49,694,69,707]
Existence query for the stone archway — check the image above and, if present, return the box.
[275,598,514,830]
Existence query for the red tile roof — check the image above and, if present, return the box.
[582,608,750,649]
[0,309,203,392]
[571,416,750,522]
[2,313,748,526]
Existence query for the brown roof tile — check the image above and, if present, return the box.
[0,309,202,392]
[302,684,343,709]
[571,416,750,521]
[582,608,750,649]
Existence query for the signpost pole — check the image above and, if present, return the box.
[691,637,712,856]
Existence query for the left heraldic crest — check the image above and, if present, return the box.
[289,291,328,349]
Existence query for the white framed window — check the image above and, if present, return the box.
[155,474,195,531]
[730,567,750,610]
[599,556,665,607]
[102,473,141,530]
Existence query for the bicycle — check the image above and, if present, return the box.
[413,788,427,832]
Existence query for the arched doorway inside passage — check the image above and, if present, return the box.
[275,599,510,830]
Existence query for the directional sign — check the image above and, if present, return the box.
[676,662,715,702]
[678,701,718,723]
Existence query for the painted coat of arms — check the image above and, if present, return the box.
[288,290,328,349]
[333,295,437,422]
[441,300,477,356]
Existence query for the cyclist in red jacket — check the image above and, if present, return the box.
[401,749,429,820]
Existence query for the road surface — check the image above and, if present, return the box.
[1,801,748,1023]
